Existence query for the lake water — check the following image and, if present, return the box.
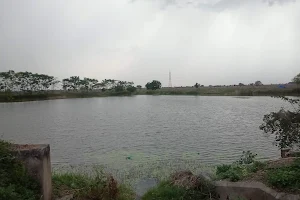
[0,96,286,180]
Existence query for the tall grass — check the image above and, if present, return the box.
[52,168,135,200]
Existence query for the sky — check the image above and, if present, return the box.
[0,0,299,86]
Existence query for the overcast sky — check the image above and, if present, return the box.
[0,0,299,86]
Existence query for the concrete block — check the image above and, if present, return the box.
[12,144,52,200]
[215,181,300,200]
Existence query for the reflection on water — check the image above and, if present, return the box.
[0,96,287,181]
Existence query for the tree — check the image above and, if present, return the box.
[145,80,162,90]
[260,96,300,149]
[293,73,300,85]
[255,81,263,86]
[239,83,245,86]
[194,83,200,88]
[126,85,137,93]
[137,85,142,89]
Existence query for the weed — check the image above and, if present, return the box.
[216,151,265,182]
[142,181,214,200]
[266,158,300,190]
[248,161,267,173]
[52,169,134,200]
[216,165,244,182]
[235,151,257,165]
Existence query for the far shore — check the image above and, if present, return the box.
[0,84,299,103]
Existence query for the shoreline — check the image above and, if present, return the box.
[1,87,299,103]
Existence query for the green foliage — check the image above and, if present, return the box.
[293,73,300,84]
[145,80,162,90]
[0,70,59,92]
[0,140,39,200]
[194,83,200,88]
[255,81,263,86]
[216,151,265,182]
[142,181,214,200]
[216,165,244,182]
[63,76,98,91]
[260,96,300,149]
[266,159,300,190]
[235,151,257,165]
[52,169,134,200]
[126,85,137,93]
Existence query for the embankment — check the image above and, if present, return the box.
[0,84,299,102]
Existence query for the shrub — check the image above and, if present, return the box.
[235,151,257,165]
[260,96,300,149]
[216,165,244,182]
[142,181,214,200]
[216,151,265,182]
[126,85,137,93]
[266,159,300,190]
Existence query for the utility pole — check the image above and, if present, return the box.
[168,70,172,88]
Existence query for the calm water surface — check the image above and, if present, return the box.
[0,96,286,178]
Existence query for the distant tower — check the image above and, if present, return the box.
[168,70,172,88]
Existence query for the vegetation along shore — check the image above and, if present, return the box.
[0,70,299,102]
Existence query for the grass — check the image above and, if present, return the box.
[52,169,135,200]
[266,158,300,191]
[216,151,267,182]
[137,85,299,96]
[1,84,299,102]
[216,161,267,182]
[142,181,215,200]
[216,155,300,193]
[0,140,40,200]
[0,90,136,102]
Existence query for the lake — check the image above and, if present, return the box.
[0,96,286,180]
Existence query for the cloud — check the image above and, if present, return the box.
[0,0,299,86]
[263,0,296,6]
[131,0,297,11]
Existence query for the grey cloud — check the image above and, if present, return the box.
[131,0,297,11]
[263,0,296,6]
[0,0,299,86]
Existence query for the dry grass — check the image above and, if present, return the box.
[52,169,135,200]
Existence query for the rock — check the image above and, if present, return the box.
[170,170,215,191]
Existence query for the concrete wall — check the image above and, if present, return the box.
[215,181,300,200]
[12,144,52,200]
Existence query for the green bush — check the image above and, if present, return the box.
[142,181,214,200]
[216,165,244,182]
[216,151,265,182]
[236,151,257,165]
[266,159,300,190]
[0,140,39,200]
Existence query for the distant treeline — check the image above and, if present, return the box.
[0,70,137,93]
[0,70,299,102]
